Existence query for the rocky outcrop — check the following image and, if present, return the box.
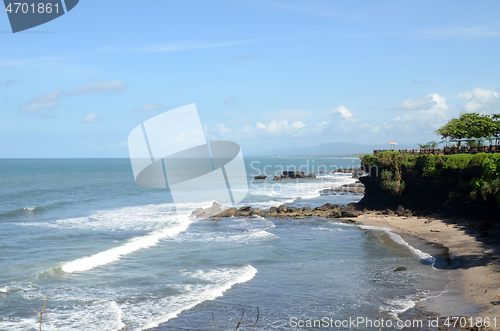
[272,176,282,181]
[254,175,267,180]
[212,202,363,220]
[191,202,223,218]
[280,171,316,179]
[357,164,499,221]
[320,182,365,195]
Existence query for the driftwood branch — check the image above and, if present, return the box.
[234,307,244,331]
[251,307,259,331]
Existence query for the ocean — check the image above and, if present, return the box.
[0,158,453,330]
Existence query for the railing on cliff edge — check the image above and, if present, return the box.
[373,145,500,156]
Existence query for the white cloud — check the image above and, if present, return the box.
[266,120,289,134]
[332,105,357,121]
[458,88,500,113]
[395,95,437,110]
[20,90,64,113]
[394,93,449,129]
[208,118,321,141]
[291,120,305,129]
[216,124,232,136]
[317,121,330,126]
[136,102,168,112]
[71,79,127,95]
[82,113,100,124]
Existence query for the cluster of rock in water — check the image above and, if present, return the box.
[253,170,316,181]
[192,202,416,220]
[190,167,377,219]
[212,202,364,219]
[254,168,367,195]
[254,168,367,180]
[192,202,412,219]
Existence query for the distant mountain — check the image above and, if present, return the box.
[250,142,419,157]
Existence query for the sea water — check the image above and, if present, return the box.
[0,158,453,330]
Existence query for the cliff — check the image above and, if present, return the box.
[358,152,500,222]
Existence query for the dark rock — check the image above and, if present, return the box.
[329,209,342,218]
[394,267,407,272]
[272,176,282,181]
[280,171,316,179]
[314,203,333,211]
[341,209,362,217]
[254,175,267,180]
[320,182,365,195]
[395,205,413,217]
[234,206,254,217]
[301,206,312,213]
[381,208,394,215]
[278,205,288,213]
[213,207,238,218]
[331,168,357,173]
[282,171,305,178]
[253,208,264,217]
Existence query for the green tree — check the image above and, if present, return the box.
[416,140,438,149]
[436,113,498,146]
[492,114,500,139]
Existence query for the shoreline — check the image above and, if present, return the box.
[205,197,500,326]
[354,212,500,322]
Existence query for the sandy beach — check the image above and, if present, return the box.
[355,212,500,323]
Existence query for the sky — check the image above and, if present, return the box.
[1,0,500,157]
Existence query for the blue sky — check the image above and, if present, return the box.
[2,0,500,157]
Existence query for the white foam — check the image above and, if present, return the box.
[1,265,256,330]
[136,265,257,330]
[0,286,8,293]
[381,295,418,322]
[61,215,192,273]
[19,201,215,232]
[359,225,435,265]
[386,297,416,315]
[249,174,357,202]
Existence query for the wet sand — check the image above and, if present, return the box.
[355,213,500,325]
